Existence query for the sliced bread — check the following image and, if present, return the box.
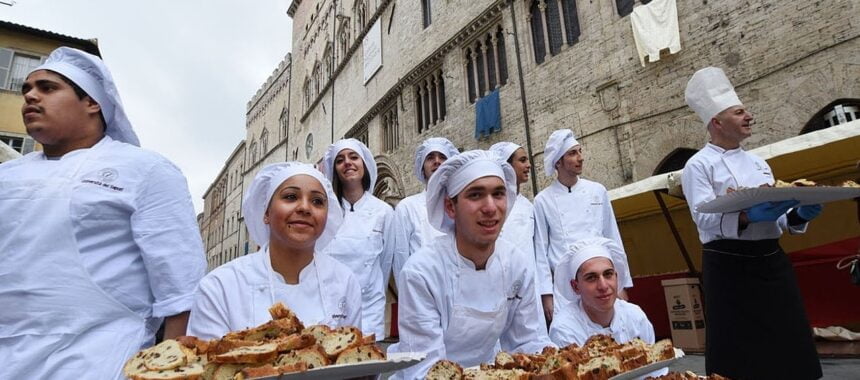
[211,342,279,364]
[334,344,386,365]
[143,339,190,371]
[275,345,330,370]
[425,360,464,380]
[130,362,205,380]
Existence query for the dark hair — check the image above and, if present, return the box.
[333,160,371,205]
[55,71,108,130]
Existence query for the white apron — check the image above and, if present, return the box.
[442,253,508,367]
[0,151,145,379]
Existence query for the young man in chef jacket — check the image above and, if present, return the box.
[0,47,205,379]
[533,129,633,312]
[389,150,553,379]
[390,137,460,281]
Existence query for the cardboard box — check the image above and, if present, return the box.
[661,278,706,351]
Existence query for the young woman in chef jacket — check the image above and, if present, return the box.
[319,139,395,340]
[187,162,362,339]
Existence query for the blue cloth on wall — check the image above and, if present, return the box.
[475,89,501,138]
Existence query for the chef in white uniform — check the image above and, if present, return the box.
[548,237,650,346]
[187,162,361,339]
[320,138,394,339]
[389,150,554,379]
[533,129,633,306]
[682,67,822,379]
[391,137,459,281]
[489,141,553,325]
[0,47,205,379]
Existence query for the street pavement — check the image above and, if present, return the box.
[669,354,860,379]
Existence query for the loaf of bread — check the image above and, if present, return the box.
[464,368,532,380]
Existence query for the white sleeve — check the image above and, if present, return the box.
[533,197,554,273]
[500,264,555,353]
[132,159,206,318]
[548,313,580,347]
[187,275,232,340]
[602,189,633,288]
[534,235,554,296]
[395,268,446,379]
[391,203,415,285]
[681,161,741,240]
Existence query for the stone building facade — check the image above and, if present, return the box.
[201,141,247,270]
[201,0,859,270]
[284,0,859,202]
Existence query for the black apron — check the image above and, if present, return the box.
[702,239,822,380]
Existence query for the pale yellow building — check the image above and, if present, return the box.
[0,20,100,158]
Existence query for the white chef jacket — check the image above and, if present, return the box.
[391,191,445,281]
[681,143,807,244]
[0,136,205,345]
[187,249,362,340]
[389,234,554,379]
[549,299,666,379]
[324,191,394,338]
[549,299,655,346]
[500,194,553,296]
[533,178,632,288]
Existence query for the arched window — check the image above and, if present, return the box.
[313,63,321,96]
[653,148,698,175]
[355,0,367,32]
[528,0,580,64]
[422,0,432,28]
[249,139,257,163]
[260,128,269,154]
[801,98,860,134]
[465,24,509,103]
[280,106,289,139]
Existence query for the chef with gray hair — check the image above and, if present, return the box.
[682,67,822,379]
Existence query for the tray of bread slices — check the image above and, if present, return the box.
[644,371,730,380]
[426,335,682,380]
[123,302,425,380]
[697,179,860,214]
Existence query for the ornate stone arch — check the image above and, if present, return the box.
[373,155,405,208]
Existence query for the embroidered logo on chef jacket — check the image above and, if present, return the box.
[331,297,348,320]
[753,161,772,177]
[507,280,523,301]
[81,168,124,191]
[590,195,602,206]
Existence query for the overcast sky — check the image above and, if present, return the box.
[2,0,293,213]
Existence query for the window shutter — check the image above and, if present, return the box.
[0,48,14,90]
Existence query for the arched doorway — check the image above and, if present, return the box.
[372,156,405,208]
[801,98,860,135]
[653,148,698,175]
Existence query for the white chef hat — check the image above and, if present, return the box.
[684,67,743,127]
[413,137,460,184]
[242,162,343,251]
[29,47,140,146]
[426,150,517,233]
[321,138,377,191]
[543,129,580,177]
[553,237,631,305]
[489,141,522,162]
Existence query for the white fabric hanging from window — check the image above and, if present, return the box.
[630,0,681,67]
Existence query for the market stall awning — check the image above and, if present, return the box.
[608,119,860,277]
